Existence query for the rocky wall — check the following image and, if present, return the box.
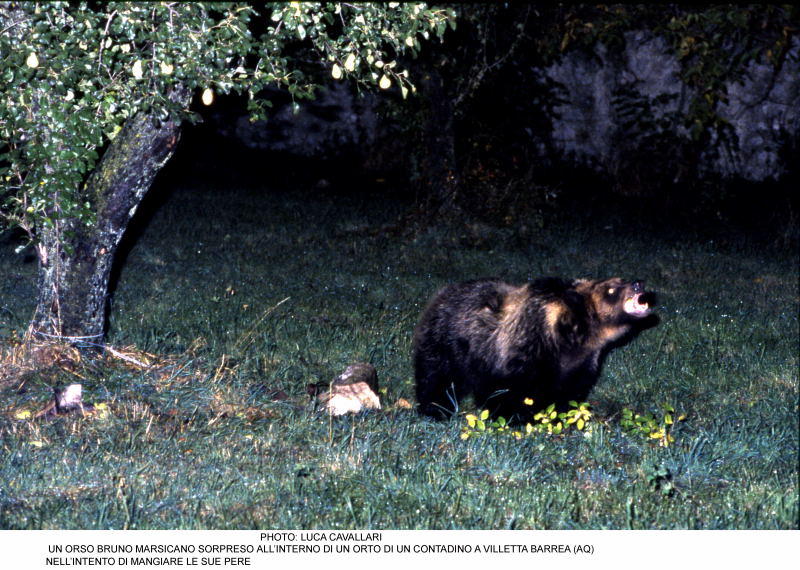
[218,33,798,183]
[545,32,799,181]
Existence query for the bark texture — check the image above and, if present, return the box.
[30,93,188,345]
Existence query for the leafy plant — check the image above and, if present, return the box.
[0,2,456,342]
[460,409,511,439]
[459,400,594,440]
[458,401,687,447]
[644,461,676,497]
[620,404,686,447]
[1,2,457,238]
[527,400,594,436]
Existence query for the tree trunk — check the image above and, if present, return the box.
[419,66,462,218]
[29,92,188,347]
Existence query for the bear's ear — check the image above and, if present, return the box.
[562,289,589,316]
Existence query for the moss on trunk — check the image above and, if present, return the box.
[30,91,188,346]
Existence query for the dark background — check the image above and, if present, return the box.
[148,4,798,255]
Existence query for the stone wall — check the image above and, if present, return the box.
[545,32,799,181]
[208,82,379,160]
[218,33,799,183]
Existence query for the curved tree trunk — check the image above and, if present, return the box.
[29,91,188,347]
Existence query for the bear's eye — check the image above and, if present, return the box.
[607,287,615,296]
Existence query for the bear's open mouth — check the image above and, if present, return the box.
[623,293,651,316]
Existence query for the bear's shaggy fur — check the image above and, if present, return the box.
[413,277,658,421]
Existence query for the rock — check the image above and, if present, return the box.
[394,398,413,410]
[333,362,379,392]
[319,382,382,416]
[317,363,381,416]
[55,383,84,413]
[33,383,95,419]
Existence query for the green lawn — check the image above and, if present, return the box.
[1,170,797,529]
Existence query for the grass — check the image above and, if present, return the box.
[0,160,797,529]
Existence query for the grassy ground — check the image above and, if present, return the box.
[0,162,797,529]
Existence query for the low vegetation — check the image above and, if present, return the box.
[1,163,797,529]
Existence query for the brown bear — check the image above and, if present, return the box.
[413,277,658,421]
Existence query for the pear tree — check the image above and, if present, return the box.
[0,1,454,347]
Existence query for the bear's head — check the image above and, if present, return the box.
[574,278,659,344]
